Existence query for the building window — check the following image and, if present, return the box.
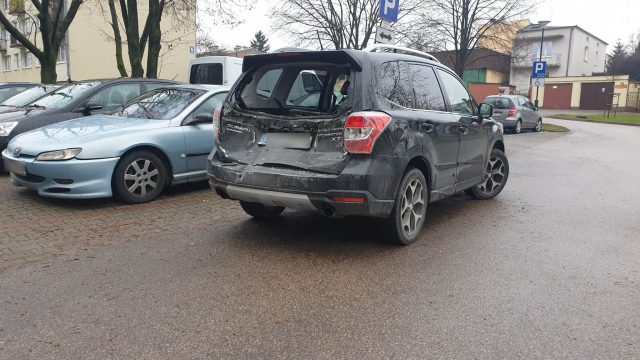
[595,51,599,67]
[584,45,589,62]
[4,54,11,71]
[21,50,30,68]
[57,43,67,62]
[13,53,19,69]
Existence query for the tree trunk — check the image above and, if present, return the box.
[108,0,128,77]
[122,0,145,77]
[145,1,163,79]
[40,57,58,84]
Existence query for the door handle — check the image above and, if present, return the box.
[459,125,469,135]
[420,123,434,133]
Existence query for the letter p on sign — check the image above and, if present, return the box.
[380,0,399,22]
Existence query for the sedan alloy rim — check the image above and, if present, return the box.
[516,121,521,133]
[536,120,542,131]
[477,157,506,195]
[401,178,425,236]
[124,159,160,197]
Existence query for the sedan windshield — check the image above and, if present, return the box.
[119,88,205,120]
[1,86,58,107]
[30,82,101,110]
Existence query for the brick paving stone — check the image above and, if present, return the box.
[0,175,247,271]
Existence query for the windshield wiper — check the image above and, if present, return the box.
[27,104,47,109]
[138,104,155,119]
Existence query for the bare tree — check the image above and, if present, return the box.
[0,0,84,83]
[101,0,250,78]
[411,0,534,76]
[271,0,422,50]
[196,30,229,56]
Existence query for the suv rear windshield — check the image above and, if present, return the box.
[234,63,352,117]
[484,97,512,109]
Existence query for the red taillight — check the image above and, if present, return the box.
[507,105,517,117]
[213,106,222,140]
[344,111,392,154]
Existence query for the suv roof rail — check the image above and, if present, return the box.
[364,44,441,63]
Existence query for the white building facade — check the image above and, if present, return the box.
[510,25,608,95]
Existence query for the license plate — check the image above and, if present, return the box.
[4,158,26,177]
[258,132,312,150]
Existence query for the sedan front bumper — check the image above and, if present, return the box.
[2,150,119,199]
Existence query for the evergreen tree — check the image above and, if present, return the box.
[607,41,627,75]
[250,31,271,53]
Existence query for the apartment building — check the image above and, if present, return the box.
[0,0,196,83]
[510,24,608,95]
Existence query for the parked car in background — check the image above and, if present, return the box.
[483,95,542,134]
[0,83,39,103]
[208,46,508,245]
[189,56,243,86]
[0,78,178,158]
[2,85,229,203]
[0,85,60,115]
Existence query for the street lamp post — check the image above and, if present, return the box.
[534,21,550,108]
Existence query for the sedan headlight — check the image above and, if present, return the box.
[36,148,82,161]
[0,121,18,136]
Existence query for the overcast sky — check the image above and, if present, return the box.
[207,0,639,52]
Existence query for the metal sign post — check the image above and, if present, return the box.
[376,0,399,45]
[532,60,547,108]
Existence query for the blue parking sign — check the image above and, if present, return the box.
[532,61,547,78]
[380,0,399,22]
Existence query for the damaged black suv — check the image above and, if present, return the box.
[208,45,508,245]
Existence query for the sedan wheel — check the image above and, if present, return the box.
[467,149,509,200]
[114,150,167,204]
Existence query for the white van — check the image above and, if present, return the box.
[189,56,243,86]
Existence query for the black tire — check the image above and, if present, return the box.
[467,149,509,200]
[113,150,168,204]
[387,168,428,245]
[240,201,285,220]
[514,120,522,134]
[534,118,542,132]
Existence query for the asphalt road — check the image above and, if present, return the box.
[1,119,639,359]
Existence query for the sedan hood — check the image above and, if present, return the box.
[9,115,169,156]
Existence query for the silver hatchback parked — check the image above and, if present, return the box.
[483,95,542,134]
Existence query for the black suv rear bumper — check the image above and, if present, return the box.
[207,157,399,218]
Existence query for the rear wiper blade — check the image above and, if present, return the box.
[27,104,46,109]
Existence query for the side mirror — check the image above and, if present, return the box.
[479,103,494,120]
[75,102,103,114]
[184,113,213,126]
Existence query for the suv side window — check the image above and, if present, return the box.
[407,64,446,111]
[436,69,477,115]
[87,83,141,111]
[286,70,324,108]
[256,68,283,98]
[377,61,413,108]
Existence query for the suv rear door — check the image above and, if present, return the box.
[435,68,489,189]
[217,55,357,174]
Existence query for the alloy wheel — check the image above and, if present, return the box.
[515,121,522,134]
[123,159,160,197]
[477,156,506,196]
[535,119,542,132]
[400,178,425,236]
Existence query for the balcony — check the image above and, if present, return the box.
[8,0,25,14]
[511,53,562,68]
